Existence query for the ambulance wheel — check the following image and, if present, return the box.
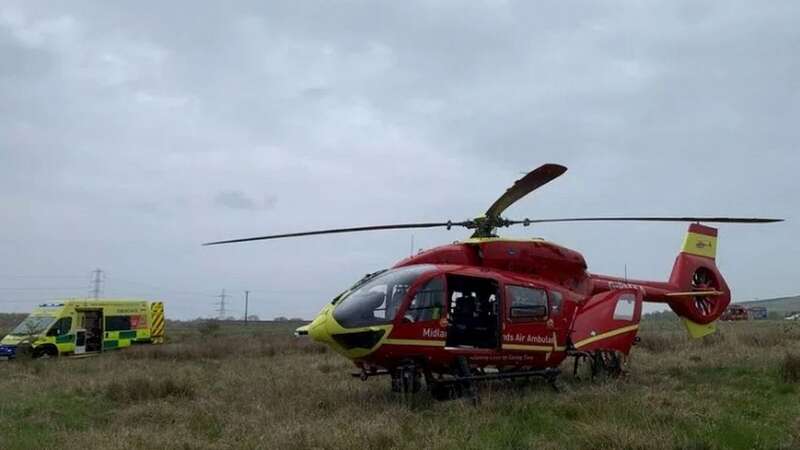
[33,345,58,359]
[15,343,34,358]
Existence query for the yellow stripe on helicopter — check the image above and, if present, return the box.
[573,324,640,349]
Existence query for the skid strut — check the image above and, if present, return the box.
[429,358,561,402]
[570,350,624,379]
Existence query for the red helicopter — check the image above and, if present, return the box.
[205,164,781,399]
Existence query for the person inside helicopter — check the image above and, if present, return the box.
[445,275,500,349]
[404,276,445,322]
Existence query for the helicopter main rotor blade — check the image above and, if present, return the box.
[509,216,783,225]
[484,163,567,219]
[203,221,472,246]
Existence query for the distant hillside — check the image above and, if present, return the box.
[736,295,800,314]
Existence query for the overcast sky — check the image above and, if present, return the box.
[1,1,797,319]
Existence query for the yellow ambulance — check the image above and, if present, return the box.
[0,299,165,359]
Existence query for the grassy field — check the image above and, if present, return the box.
[1,316,799,450]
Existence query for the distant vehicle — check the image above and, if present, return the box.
[0,299,165,360]
[720,304,749,321]
[748,306,768,320]
[786,312,800,321]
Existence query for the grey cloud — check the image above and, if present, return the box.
[0,1,797,319]
[214,191,276,211]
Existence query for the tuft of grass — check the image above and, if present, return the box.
[197,320,221,337]
[187,410,224,440]
[635,333,678,353]
[738,327,790,347]
[102,376,196,403]
[120,330,324,361]
[316,362,335,373]
[780,353,800,383]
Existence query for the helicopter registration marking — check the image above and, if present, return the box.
[607,281,647,294]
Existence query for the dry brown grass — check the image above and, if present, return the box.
[0,319,798,450]
[102,376,197,402]
[780,353,800,383]
[118,332,326,361]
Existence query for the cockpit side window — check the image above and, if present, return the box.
[333,265,435,328]
[404,276,445,322]
[331,269,389,305]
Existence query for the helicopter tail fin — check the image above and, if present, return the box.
[666,224,731,335]
[679,223,718,260]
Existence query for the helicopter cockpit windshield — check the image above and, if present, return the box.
[333,265,435,328]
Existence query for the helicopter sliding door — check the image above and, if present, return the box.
[445,275,500,349]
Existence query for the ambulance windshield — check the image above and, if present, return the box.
[9,315,56,336]
[333,265,435,328]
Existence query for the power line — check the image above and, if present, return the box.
[0,287,88,290]
[0,275,87,279]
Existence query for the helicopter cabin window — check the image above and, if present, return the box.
[549,291,563,317]
[445,275,500,349]
[333,265,435,328]
[507,285,548,320]
[405,276,445,322]
[613,293,636,321]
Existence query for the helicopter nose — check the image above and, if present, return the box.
[308,319,331,343]
[304,306,335,344]
[299,306,391,359]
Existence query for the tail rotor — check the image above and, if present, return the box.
[690,267,720,318]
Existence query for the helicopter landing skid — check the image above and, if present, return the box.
[354,359,561,401]
[351,368,391,380]
[429,364,561,402]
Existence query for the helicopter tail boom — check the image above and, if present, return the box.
[590,224,731,333]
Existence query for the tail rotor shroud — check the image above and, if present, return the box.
[691,267,719,318]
